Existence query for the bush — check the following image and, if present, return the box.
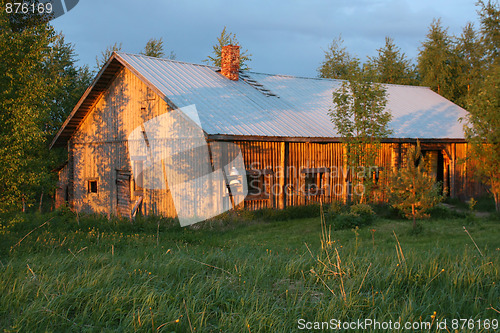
[251,204,321,222]
[371,203,402,219]
[327,203,376,230]
[350,203,375,217]
[427,204,467,219]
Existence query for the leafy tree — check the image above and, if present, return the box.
[0,1,91,212]
[365,37,418,85]
[477,0,500,64]
[204,26,252,70]
[45,33,93,134]
[454,23,485,107]
[95,42,122,69]
[329,72,392,203]
[388,141,443,229]
[0,5,56,212]
[141,37,176,59]
[417,19,457,100]
[318,36,360,79]
[464,63,500,212]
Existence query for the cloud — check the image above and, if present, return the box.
[51,0,480,77]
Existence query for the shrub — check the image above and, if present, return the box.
[427,204,467,219]
[350,203,375,217]
[327,203,376,230]
[371,203,402,219]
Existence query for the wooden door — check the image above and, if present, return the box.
[116,170,131,218]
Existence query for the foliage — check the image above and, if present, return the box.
[317,36,360,79]
[329,72,392,203]
[463,62,500,212]
[427,204,467,219]
[453,23,486,107]
[95,42,122,69]
[0,5,91,213]
[44,33,93,135]
[365,37,418,85]
[140,37,176,59]
[388,141,444,229]
[326,203,376,230]
[0,8,56,212]
[477,0,500,63]
[417,19,457,100]
[204,26,252,70]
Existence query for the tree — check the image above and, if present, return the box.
[329,73,392,203]
[141,37,176,59]
[0,5,56,212]
[477,0,500,64]
[461,1,500,212]
[454,23,485,107]
[389,141,443,229]
[95,42,122,69]
[45,33,93,134]
[204,26,252,70]
[365,37,418,85]
[417,19,457,100]
[0,1,91,212]
[464,63,500,212]
[318,36,360,79]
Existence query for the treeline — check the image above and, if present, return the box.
[318,1,499,109]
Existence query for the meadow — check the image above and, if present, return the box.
[0,204,499,332]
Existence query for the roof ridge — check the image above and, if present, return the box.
[115,52,432,90]
[115,51,220,70]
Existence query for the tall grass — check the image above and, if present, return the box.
[0,208,498,332]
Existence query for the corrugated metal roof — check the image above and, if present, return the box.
[51,52,468,148]
[117,52,467,139]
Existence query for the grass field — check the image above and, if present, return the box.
[0,206,499,332]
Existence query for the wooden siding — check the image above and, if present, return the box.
[69,67,176,216]
[55,163,70,209]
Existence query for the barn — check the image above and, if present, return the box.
[50,46,484,221]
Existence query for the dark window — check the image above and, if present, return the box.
[133,160,144,191]
[371,166,384,184]
[305,173,322,194]
[301,168,330,196]
[88,180,98,194]
[245,169,273,200]
[247,173,264,196]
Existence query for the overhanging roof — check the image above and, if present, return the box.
[50,52,469,148]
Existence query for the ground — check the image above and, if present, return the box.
[0,207,499,332]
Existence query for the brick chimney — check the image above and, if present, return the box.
[221,45,240,81]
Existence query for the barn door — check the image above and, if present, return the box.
[116,170,131,218]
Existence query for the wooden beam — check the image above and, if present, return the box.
[207,134,467,144]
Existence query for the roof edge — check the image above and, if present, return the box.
[50,52,185,149]
[50,53,125,149]
[207,134,467,144]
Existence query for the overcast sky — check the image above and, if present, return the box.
[51,0,480,77]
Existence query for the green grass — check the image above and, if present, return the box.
[0,209,499,332]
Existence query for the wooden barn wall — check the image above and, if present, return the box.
[230,141,486,211]
[231,141,395,210]
[454,143,486,199]
[69,67,176,218]
[233,141,282,210]
[55,163,70,209]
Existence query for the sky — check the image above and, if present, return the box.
[51,0,481,77]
